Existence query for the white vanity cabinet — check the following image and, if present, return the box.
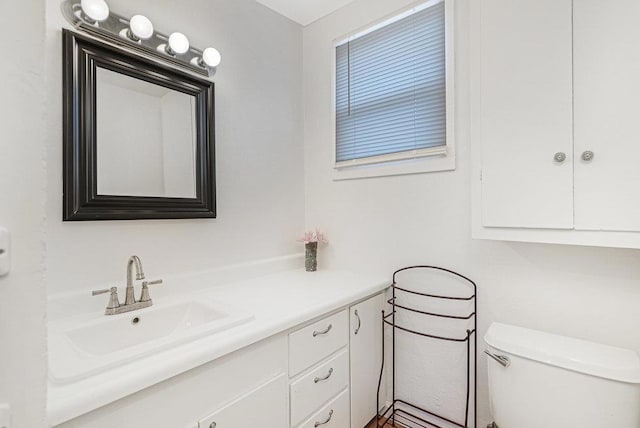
[55,335,289,428]
[288,292,385,428]
[472,0,640,248]
[55,291,387,428]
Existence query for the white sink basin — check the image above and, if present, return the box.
[49,298,254,383]
[66,301,228,356]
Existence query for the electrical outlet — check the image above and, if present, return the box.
[0,403,10,428]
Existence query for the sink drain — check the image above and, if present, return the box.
[131,316,140,325]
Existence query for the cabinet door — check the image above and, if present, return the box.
[574,0,640,231]
[478,0,574,229]
[198,374,288,428]
[350,293,385,428]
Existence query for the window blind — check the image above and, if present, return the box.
[335,1,447,165]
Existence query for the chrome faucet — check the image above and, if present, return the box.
[92,255,163,315]
[125,255,145,305]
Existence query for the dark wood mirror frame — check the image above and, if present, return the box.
[62,29,216,221]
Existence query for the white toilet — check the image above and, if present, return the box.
[484,322,640,428]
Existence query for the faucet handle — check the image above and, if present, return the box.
[92,286,120,310]
[139,279,162,303]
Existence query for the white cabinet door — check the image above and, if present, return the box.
[574,0,640,232]
[350,293,385,428]
[478,0,574,229]
[198,374,288,428]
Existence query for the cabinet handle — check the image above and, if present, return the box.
[553,152,566,163]
[581,150,595,162]
[354,310,361,335]
[314,409,334,427]
[314,367,333,383]
[313,324,332,337]
[209,423,216,428]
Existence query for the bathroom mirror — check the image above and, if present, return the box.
[95,68,198,199]
[63,30,216,220]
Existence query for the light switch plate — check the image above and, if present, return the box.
[0,403,10,428]
[0,228,9,277]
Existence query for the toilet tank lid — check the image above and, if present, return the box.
[485,323,640,384]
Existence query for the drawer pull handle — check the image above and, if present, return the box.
[314,409,334,427]
[354,310,361,335]
[314,367,333,383]
[313,324,332,337]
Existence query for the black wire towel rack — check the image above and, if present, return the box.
[376,266,477,428]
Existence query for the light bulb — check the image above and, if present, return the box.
[167,32,189,55]
[80,0,109,22]
[201,47,221,68]
[129,15,154,40]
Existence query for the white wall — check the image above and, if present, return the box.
[0,0,48,426]
[45,0,304,295]
[302,0,640,425]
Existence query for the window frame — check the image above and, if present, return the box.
[331,0,455,180]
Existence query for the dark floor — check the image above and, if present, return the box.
[366,418,405,428]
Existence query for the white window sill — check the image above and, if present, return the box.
[332,150,455,181]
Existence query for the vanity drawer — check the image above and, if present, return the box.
[297,389,349,428]
[289,310,348,376]
[290,350,349,426]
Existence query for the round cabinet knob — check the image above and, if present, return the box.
[581,150,595,162]
[553,152,566,163]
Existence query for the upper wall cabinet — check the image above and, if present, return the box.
[471,0,640,249]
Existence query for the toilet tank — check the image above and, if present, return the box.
[485,323,640,428]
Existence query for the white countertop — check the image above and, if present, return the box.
[47,267,389,426]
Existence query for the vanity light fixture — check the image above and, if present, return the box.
[120,14,154,42]
[192,47,222,69]
[61,0,221,77]
[78,0,109,23]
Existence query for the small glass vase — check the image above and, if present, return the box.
[305,242,318,272]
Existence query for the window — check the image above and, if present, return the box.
[333,0,454,179]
